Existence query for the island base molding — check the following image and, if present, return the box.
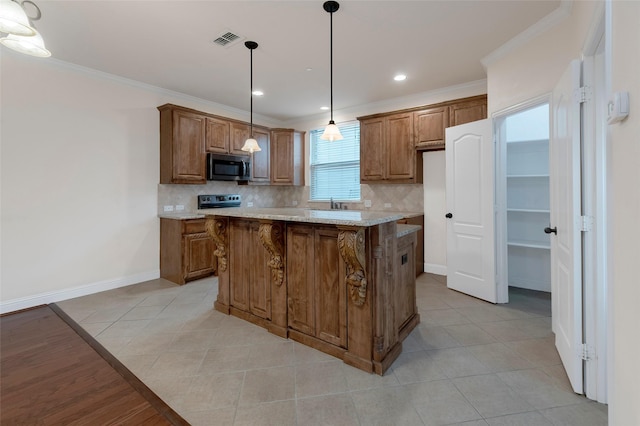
[206,214,419,375]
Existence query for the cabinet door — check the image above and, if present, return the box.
[251,128,271,183]
[206,117,230,153]
[229,220,251,312]
[395,234,416,330]
[287,225,315,335]
[183,232,216,280]
[360,117,385,181]
[314,227,347,348]
[230,122,251,155]
[249,222,272,319]
[172,110,206,183]
[271,130,294,184]
[386,112,414,180]
[449,99,487,127]
[414,106,449,150]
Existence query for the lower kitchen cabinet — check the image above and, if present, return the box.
[160,218,216,285]
[228,219,272,319]
[287,224,347,348]
[396,230,418,339]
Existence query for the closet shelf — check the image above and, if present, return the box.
[507,208,550,213]
[507,240,550,249]
[506,174,549,178]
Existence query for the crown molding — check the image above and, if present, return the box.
[481,0,573,69]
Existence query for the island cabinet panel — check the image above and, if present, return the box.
[286,225,315,335]
[396,231,418,339]
[314,228,348,349]
[159,106,206,184]
[228,220,271,320]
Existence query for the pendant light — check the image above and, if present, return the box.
[241,40,262,153]
[320,0,343,142]
[0,0,51,57]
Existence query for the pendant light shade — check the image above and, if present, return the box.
[1,28,50,57]
[0,0,34,36]
[241,40,262,154]
[320,0,343,142]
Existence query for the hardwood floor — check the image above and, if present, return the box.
[0,305,188,425]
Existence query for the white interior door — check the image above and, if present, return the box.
[550,60,583,394]
[445,119,496,303]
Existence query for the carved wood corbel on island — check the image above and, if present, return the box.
[201,208,420,375]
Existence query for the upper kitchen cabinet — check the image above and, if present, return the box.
[414,106,449,150]
[229,122,253,156]
[360,112,420,183]
[270,128,305,186]
[159,104,207,184]
[449,96,487,127]
[205,117,230,153]
[250,127,271,183]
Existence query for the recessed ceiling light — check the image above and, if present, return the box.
[394,74,407,81]
[252,90,264,96]
[320,106,329,110]
[306,67,313,72]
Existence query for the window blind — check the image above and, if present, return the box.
[310,121,361,201]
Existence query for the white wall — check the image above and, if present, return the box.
[609,2,640,424]
[423,151,447,275]
[0,52,278,313]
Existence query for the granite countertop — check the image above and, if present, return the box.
[196,207,406,227]
[396,224,422,237]
[158,213,205,220]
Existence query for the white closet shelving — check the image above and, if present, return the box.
[506,138,551,292]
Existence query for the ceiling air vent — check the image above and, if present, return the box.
[213,30,244,48]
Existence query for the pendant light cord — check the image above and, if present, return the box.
[250,47,254,138]
[329,9,334,123]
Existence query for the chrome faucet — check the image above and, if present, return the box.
[330,198,347,210]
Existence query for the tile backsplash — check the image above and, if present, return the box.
[158,183,424,214]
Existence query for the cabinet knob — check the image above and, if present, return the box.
[544,226,557,234]
[445,213,453,219]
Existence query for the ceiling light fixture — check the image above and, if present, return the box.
[241,41,261,154]
[0,0,50,57]
[394,74,407,81]
[320,0,343,142]
[252,90,264,96]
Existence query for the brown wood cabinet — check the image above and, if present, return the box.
[360,112,419,183]
[228,220,271,319]
[396,231,418,340]
[286,224,347,348]
[160,218,216,285]
[397,215,424,277]
[358,95,487,169]
[229,122,252,156]
[205,117,230,153]
[250,128,271,183]
[159,106,206,184]
[270,128,305,186]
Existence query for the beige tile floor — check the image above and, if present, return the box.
[56,273,608,426]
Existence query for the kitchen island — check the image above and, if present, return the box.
[199,208,420,374]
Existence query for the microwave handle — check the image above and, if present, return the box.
[241,160,248,178]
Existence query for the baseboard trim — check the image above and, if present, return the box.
[0,270,160,315]
[424,263,447,276]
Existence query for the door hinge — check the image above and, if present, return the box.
[574,86,592,104]
[580,343,595,361]
[580,215,594,232]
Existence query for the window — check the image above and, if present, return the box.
[310,122,360,201]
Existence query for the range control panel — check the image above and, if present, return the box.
[198,194,241,209]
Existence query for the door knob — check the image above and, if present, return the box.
[544,226,557,234]
[445,213,453,219]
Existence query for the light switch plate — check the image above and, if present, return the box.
[364,200,372,208]
[175,205,185,211]
[163,205,174,212]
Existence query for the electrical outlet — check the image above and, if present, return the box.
[175,205,185,211]
[364,200,372,208]
[247,201,254,207]
[292,200,298,206]
[384,203,392,209]
[163,205,174,212]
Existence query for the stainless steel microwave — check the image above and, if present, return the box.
[206,153,251,181]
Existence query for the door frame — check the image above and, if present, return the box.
[493,94,551,304]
